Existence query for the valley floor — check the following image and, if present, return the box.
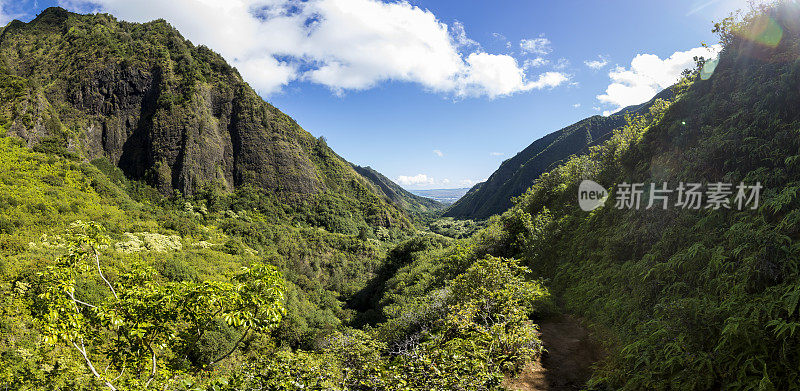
[504,315,603,391]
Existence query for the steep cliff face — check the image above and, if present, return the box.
[0,8,331,196]
[444,88,674,220]
[0,7,415,228]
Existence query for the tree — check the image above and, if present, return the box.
[36,221,285,390]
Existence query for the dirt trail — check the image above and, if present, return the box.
[504,315,604,391]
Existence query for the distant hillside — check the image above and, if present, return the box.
[409,188,471,204]
[444,88,674,220]
[351,165,444,215]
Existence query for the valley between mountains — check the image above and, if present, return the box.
[3,3,800,390]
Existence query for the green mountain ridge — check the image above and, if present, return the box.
[445,87,674,220]
[0,7,420,228]
[351,164,444,216]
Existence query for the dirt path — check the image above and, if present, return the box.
[504,315,604,391]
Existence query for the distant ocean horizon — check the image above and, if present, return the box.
[409,188,470,204]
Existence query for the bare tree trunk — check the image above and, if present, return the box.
[72,340,118,391]
[93,248,118,300]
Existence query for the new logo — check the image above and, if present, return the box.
[578,180,608,211]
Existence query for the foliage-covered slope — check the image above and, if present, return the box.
[359,5,800,389]
[0,7,411,231]
[481,4,800,388]
[352,164,444,216]
[445,88,673,220]
[0,130,554,389]
[0,8,557,390]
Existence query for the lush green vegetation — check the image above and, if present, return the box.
[4,2,800,390]
[351,165,445,220]
[0,6,417,232]
[472,4,800,388]
[427,217,487,239]
[0,118,552,389]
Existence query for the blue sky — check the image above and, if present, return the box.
[2,0,748,189]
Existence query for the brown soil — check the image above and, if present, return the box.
[504,315,604,391]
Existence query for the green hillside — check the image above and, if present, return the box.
[445,4,800,388]
[0,7,412,232]
[358,3,800,389]
[0,7,552,390]
[445,88,673,220]
[351,164,444,217]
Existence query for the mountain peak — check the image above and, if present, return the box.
[0,8,414,228]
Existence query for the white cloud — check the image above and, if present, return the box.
[572,103,581,108]
[528,71,570,89]
[451,20,479,49]
[491,32,512,49]
[63,0,562,99]
[233,56,298,97]
[553,58,570,70]
[0,6,8,26]
[396,174,435,186]
[0,0,21,25]
[584,55,608,69]
[458,53,568,98]
[520,36,552,55]
[433,149,443,157]
[489,152,504,156]
[394,174,480,189]
[597,45,721,113]
[523,57,549,69]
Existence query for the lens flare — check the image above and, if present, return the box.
[700,56,719,80]
[741,15,783,47]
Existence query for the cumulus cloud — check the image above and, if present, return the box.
[396,174,435,186]
[584,55,608,69]
[458,53,568,98]
[597,45,721,113]
[528,71,570,89]
[520,36,552,55]
[394,174,480,189]
[63,0,564,99]
[433,149,443,157]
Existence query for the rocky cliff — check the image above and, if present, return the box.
[0,7,416,227]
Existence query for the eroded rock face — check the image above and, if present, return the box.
[0,7,323,196]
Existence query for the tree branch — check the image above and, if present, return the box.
[72,339,117,391]
[144,344,157,388]
[208,326,250,366]
[93,247,118,300]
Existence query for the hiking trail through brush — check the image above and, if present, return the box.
[504,315,604,391]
